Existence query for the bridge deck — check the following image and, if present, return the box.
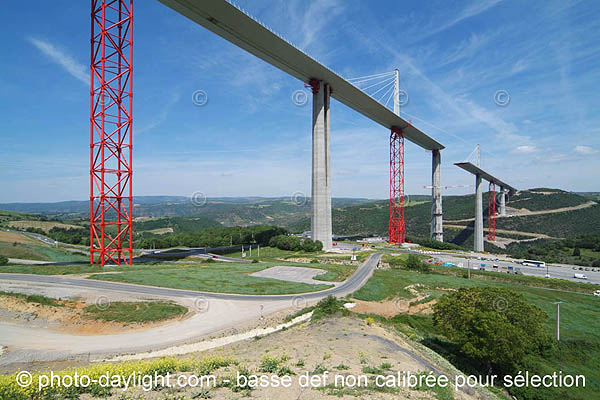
[158,0,445,151]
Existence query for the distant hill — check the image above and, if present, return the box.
[0,196,372,228]
[288,188,598,249]
[2,190,596,252]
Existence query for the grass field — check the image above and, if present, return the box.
[83,301,187,323]
[220,246,358,282]
[352,266,600,400]
[8,220,82,232]
[88,262,333,294]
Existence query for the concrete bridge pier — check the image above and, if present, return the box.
[474,173,484,252]
[430,150,443,241]
[310,79,332,251]
[499,186,507,216]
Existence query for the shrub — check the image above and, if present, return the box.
[0,255,8,266]
[433,287,549,374]
[312,296,348,320]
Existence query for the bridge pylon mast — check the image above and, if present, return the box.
[389,69,405,244]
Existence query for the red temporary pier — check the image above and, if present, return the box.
[90,0,134,265]
[487,181,496,241]
[389,128,405,244]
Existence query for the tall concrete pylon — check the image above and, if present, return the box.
[310,80,332,251]
[474,173,484,252]
[431,150,443,241]
[499,186,507,216]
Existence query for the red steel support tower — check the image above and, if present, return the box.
[90,0,134,265]
[389,128,405,244]
[488,181,496,241]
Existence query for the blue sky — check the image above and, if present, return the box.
[1,0,599,202]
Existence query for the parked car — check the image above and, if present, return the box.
[574,273,588,280]
[593,290,600,297]
[441,262,455,267]
[585,268,590,271]
[545,273,551,278]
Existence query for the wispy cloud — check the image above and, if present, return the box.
[573,145,598,155]
[27,37,89,85]
[410,0,503,43]
[511,145,539,154]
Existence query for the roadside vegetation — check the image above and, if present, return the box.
[0,291,188,324]
[83,300,187,323]
[351,261,600,400]
[0,290,64,307]
[0,355,234,400]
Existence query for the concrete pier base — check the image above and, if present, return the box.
[310,80,332,251]
[430,150,443,241]
[474,173,484,252]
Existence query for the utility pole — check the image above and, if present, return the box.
[553,301,564,341]
[467,257,471,279]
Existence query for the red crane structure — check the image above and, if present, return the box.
[389,128,405,244]
[488,181,496,241]
[90,0,134,265]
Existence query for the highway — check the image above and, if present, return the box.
[0,253,381,364]
[414,250,600,286]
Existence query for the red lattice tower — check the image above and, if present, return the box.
[389,128,405,244]
[488,181,496,241]
[90,0,134,265]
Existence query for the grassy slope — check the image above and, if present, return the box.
[0,241,88,262]
[352,267,600,400]
[496,204,600,237]
[288,189,594,241]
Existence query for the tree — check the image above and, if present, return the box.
[573,247,581,257]
[312,240,323,252]
[0,255,8,266]
[404,254,424,271]
[302,238,316,252]
[433,287,549,374]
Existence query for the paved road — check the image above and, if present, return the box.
[0,253,381,364]
[414,251,600,286]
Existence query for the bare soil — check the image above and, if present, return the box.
[349,284,437,318]
[0,295,190,336]
[78,316,482,399]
